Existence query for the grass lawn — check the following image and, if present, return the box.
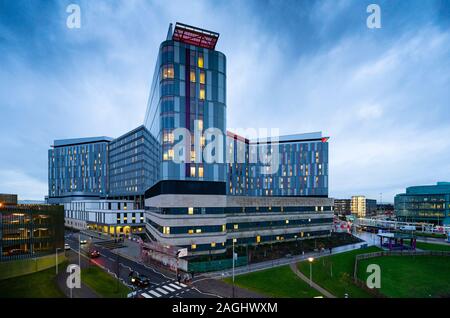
[297,246,381,298]
[416,241,450,251]
[357,256,450,298]
[223,265,322,298]
[0,265,65,298]
[82,266,130,298]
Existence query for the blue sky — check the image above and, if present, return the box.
[0,0,449,201]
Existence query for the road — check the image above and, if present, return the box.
[65,232,220,299]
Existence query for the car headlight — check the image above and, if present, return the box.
[131,278,135,282]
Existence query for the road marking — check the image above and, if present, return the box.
[169,283,182,290]
[141,293,152,298]
[175,282,188,288]
[162,285,175,292]
[148,290,161,298]
[155,287,168,295]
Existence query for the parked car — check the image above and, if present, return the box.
[130,274,150,288]
[64,243,71,251]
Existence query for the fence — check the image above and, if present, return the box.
[353,250,450,280]
[0,253,66,280]
[188,256,248,273]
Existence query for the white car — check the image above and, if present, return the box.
[64,243,71,251]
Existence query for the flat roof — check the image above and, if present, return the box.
[172,22,219,50]
[53,136,113,148]
[226,131,328,145]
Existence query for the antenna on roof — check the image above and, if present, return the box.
[166,23,173,40]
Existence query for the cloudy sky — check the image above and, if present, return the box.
[1,0,449,201]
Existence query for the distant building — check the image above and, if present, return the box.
[334,199,351,215]
[395,182,450,225]
[376,203,394,215]
[351,196,377,218]
[0,194,18,206]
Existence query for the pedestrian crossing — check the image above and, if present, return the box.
[138,281,189,298]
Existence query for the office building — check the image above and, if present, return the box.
[334,199,351,215]
[48,22,333,256]
[108,125,160,208]
[143,23,332,255]
[227,132,329,197]
[395,182,450,225]
[48,136,112,204]
[350,196,377,218]
[144,22,227,184]
[64,200,145,236]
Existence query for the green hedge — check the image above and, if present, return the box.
[0,254,66,280]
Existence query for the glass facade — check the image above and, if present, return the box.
[48,137,111,199]
[144,38,227,183]
[395,182,450,225]
[0,205,64,261]
[108,126,160,196]
[227,133,329,196]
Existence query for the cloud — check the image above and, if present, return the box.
[0,1,449,202]
[0,170,47,200]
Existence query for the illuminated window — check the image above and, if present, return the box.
[199,71,205,84]
[233,238,237,243]
[222,224,226,232]
[190,70,196,82]
[211,242,216,247]
[163,226,170,234]
[188,229,194,234]
[199,88,205,100]
[188,207,194,215]
[256,236,261,243]
[198,55,204,68]
[168,149,174,159]
[163,152,168,160]
[195,229,202,234]
[191,244,197,250]
[191,151,196,162]
[163,64,174,79]
[233,224,239,230]
[190,166,196,177]
[300,232,304,237]
[285,219,289,224]
[198,166,204,178]
[197,120,203,130]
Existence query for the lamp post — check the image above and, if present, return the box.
[78,232,81,269]
[308,257,314,287]
[232,238,235,298]
[55,247,61,275]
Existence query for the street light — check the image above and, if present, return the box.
[308,257,314,287]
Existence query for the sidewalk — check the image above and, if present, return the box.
[289,263,335,298]
[55,251,99,298]
[194,278,266,298]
